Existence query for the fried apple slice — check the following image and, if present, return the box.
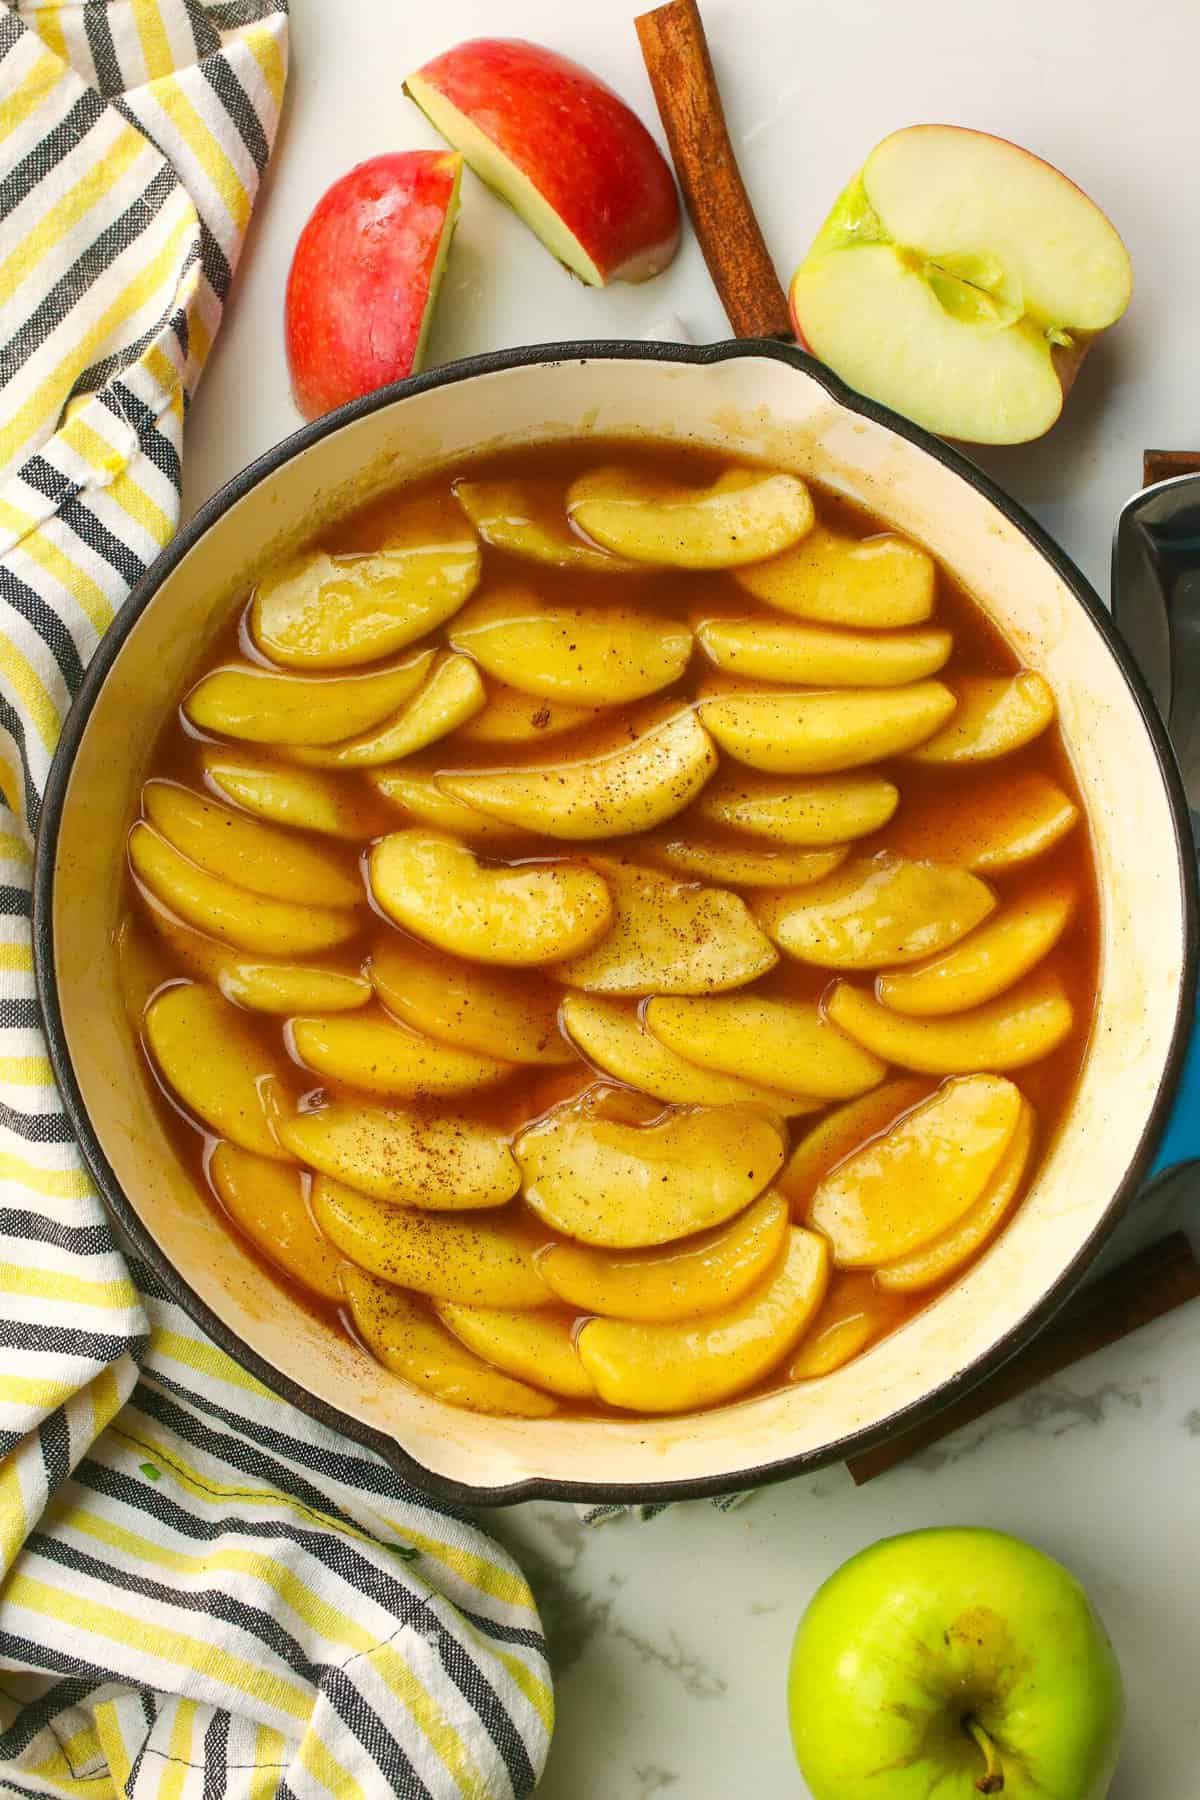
[145,905,370,1015]
[453,475,638,572]
[289,1011,513,1098]
[201,748,378,840]
[733,527,935,626]
[576,1226,829,1411]
[209,1143,344,1300]
[537,1189,790,1322]
[449,589,692,704]
[516,1099,785,1248]
[369,832,612,966]
[640,835,848,888]
[367,767,525,843]
[435,1302,595,1399]
[437,705,717,839]
[876,1099,1036,1291]
[554,858,776,995]
[808,1073,1023,1265]
[287,653,485,768]
[826,969,1074,1073]
[314,1183,548,1306]
[185,651,435,745]
[567,466,813,569]
[560,993,817,1113]
[342,1269,556,1414]
[878,878,1076,1016]
[142,781,362,908]
[279,1104,520,1209]
[224,963,370,1015]
[249,494,480,668]
[699,681,955,773]
[371,935,570,1065]
[907,672,1056,764]
[456,683,603,745]
[695,770,899,845]
[880,768,1080,872]
[778,1078,932,1215]
[129,824,358,956]
[644,994,886,1100]
[754,854,995,969]
[786,1272,908,1379]
[697,617,952,687]
[144,983,292,1159]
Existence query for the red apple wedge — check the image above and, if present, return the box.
[405,38,680,285]
[285,150,462,420]
[790,126,1133,444]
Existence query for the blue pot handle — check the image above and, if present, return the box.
[1113,475,1200,1183]
[1148,987,1200,1180]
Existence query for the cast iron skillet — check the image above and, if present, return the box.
[31,340,1200,1506]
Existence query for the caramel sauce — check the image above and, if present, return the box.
[119,439,1101,1417]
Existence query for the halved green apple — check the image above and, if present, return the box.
[790,126,1132,445]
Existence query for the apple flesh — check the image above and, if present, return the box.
[789,1527,1124,1799]
[285,151,462,420]
[405,37,680,285]
[790,126,1132,444]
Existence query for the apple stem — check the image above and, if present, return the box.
[964,1717,1005,1794]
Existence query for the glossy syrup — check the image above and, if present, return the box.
[119,439,1101,1416]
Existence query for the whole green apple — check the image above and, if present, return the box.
[789,1527,1123,1798]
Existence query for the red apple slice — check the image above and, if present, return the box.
[285,150,462,420]
[405,37,680,285]
[790,125,1132,444]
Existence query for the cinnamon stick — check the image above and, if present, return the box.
[636,0,792,341]
[846,1232,1200,1485]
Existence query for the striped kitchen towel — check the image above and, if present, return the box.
[0,5,553,1795]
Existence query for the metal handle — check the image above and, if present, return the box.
[1113,471,1200,1177]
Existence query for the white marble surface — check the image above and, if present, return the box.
[180,1,1200,1792]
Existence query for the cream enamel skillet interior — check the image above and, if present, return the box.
[33,343,1197,1506]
